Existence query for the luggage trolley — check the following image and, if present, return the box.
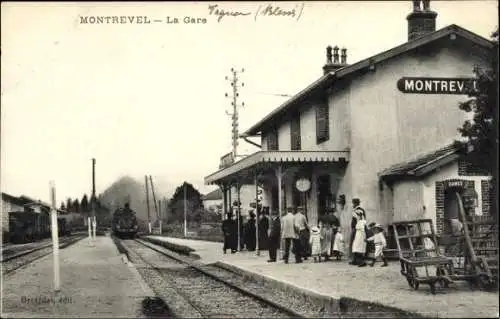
[393,219,455,294]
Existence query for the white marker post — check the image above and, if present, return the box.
[92,216,97,240]
[49,181,61,292]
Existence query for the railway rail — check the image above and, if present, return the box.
[117,237,306,318]
[2,234,86,275]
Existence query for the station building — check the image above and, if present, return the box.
[204,1,495,245]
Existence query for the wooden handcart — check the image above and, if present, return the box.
[393,219,456,294]
[393,191,498,294]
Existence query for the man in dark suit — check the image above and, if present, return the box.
[222,212,237,254]
[267,210,281,262]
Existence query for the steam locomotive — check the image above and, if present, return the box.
[111,203,138,239]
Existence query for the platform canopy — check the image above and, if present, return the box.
[204,150,349,186]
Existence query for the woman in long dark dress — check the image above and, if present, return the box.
[258,210,270,250]
[245,211,257,251]
[239,214,245,251]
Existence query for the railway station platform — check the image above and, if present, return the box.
[144,235,499,318]
[2,235,156,318]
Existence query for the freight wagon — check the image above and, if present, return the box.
[8,211,72,244]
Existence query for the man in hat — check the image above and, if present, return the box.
[258,208,270,251]
[222,212,237,254]
[365,223,388,267]
[245,211,257,251]
[294,206,309,261]
[281,207,300,263]
[267,209,281,262]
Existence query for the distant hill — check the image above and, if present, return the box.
[99,175,177,224]
[99,176,150,223]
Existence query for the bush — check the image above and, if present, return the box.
[158,221,223,243]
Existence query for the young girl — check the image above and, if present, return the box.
[309,225,322,262]
[332,226,345,260]
[365,224,388,267]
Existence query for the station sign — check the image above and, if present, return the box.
[397,77,477,95]
[445,180,465,188]
[219,152,234,169]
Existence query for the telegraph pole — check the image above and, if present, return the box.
[145,175,151,234]
[90,158,96,241]
[183,182,187,237]
[149,175,158,233]
[225,68,245,159]
[158,199,162,235]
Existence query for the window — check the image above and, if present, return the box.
[267,129,279,151]
[316,101,329,144]
[290,115,301,150]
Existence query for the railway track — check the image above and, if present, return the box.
[2,235,86,275]
[117,237,305,318]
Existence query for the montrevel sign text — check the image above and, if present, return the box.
[397,77,477,94]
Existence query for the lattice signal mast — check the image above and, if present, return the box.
[225,68,245,159]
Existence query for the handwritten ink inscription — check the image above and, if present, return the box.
[208,4,251,22]
[208,3,304,22]
[260,5,298,18]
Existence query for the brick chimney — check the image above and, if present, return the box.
[407,0,438,41]
[322,46,348,75]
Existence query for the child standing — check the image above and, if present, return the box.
[332,226,345,260]
[365,224,388,267]
[309,225,322,262]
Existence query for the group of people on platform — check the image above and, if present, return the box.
[221,198,388,267]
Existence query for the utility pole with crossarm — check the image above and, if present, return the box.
[225,68,245,159]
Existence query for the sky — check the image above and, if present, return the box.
[1,1,498,204]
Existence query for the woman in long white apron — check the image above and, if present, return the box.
[351,217,367,266]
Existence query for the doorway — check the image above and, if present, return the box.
[443,187,461,235]
[317,174,332,218]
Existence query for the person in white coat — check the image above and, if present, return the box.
[351,213,368,266]
[281,208,300,263]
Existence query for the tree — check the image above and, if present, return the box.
[81,194,89,212]
[457,28,498,218]
[167,182,204,223]
[66,198,72,212]
[60,202,66,211]
[73,199,80,214]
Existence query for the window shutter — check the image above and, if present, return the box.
[316,102,329,144]
[267,129,279,150]
[290,116,301,150]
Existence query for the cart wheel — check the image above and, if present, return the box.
[467,277,480,290]
[477,274,491,290]
[429,283,436,294]
[436,269,449,288]
[437,278,448,288]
